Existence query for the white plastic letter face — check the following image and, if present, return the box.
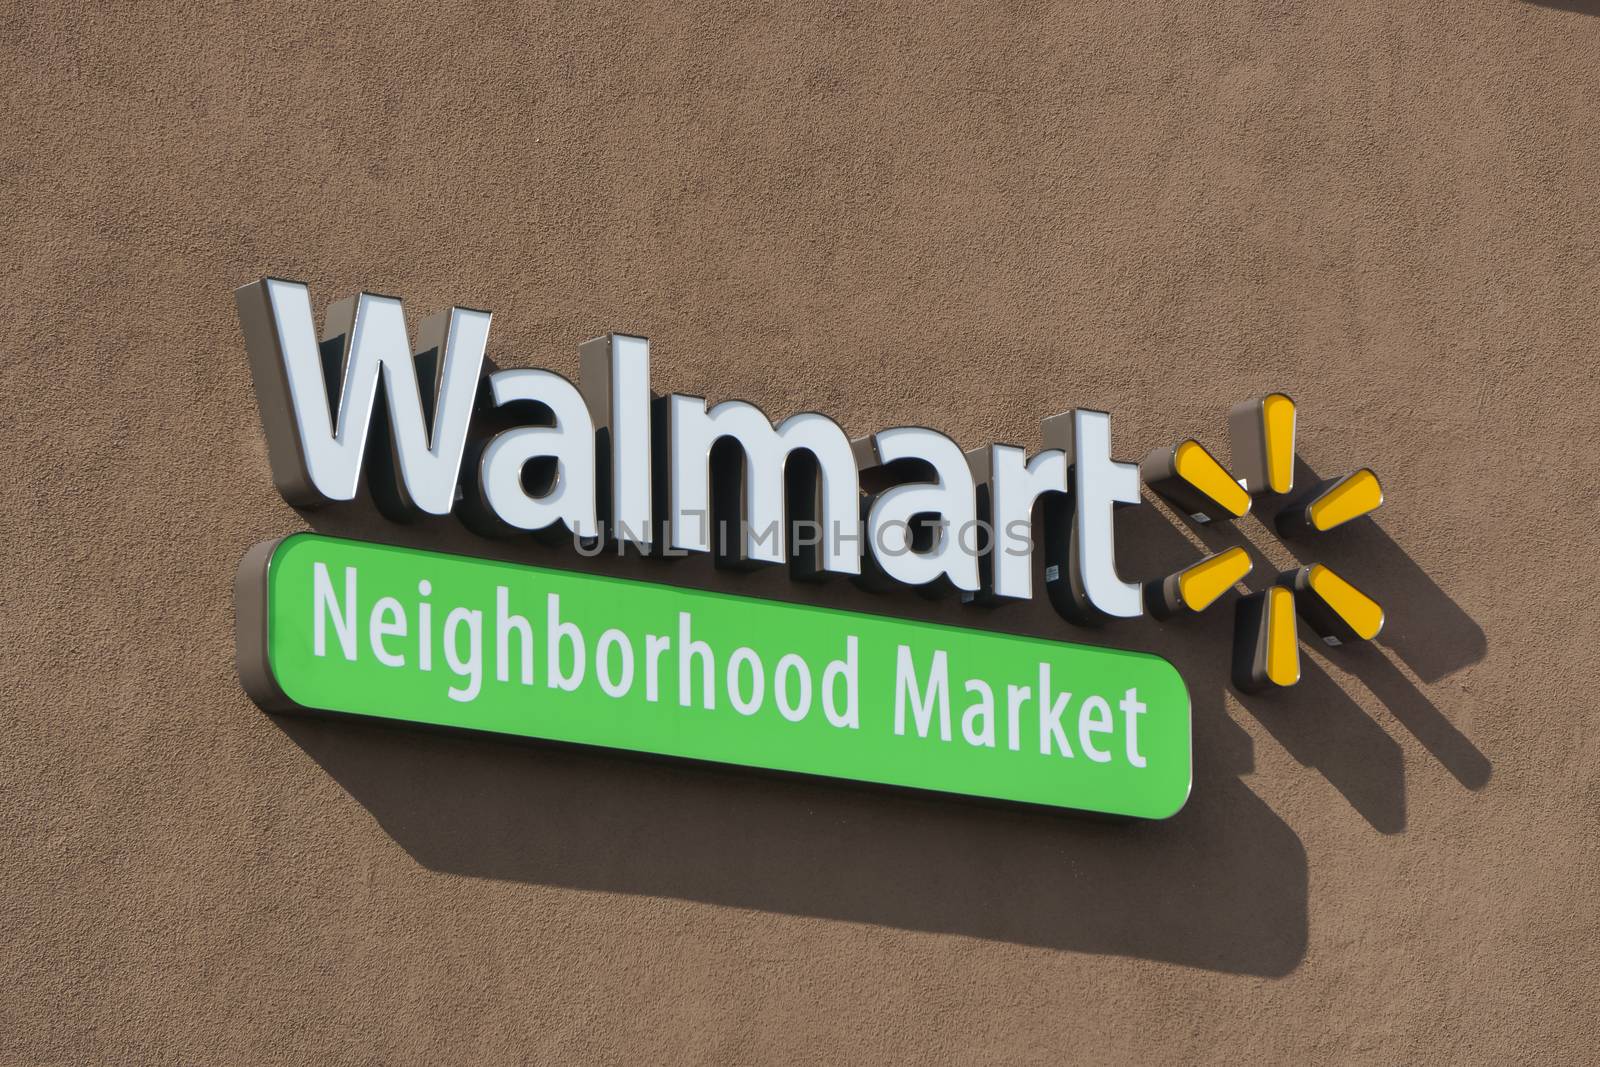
[865,427,980,592]
[478,369,599,538]
[235,279,1166,625]
[578,333,653,549]
[1069,409,1143,620]
[234,278,490,517]
[986,444,1069,600]
[666,398,862,574]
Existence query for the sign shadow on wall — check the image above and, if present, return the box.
[265,452,1484,979]
[280,689,1308,977]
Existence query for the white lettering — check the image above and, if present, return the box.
[236,279,488,516]
[495,586,533,685]
[312,562,357,661]
[1121,687,1148,768]
[417,580,433,672]
[1078,695,1114,763]
[597,629,635,698]
[776,654,812,722]
[369,596,406,667]
[1038,664,1072,757]
[645,633,671,702]
[443,607,482,702]
[1041,409,1142,620]
[1008,684,1031,753]
[479,370,598,538]
[546,594,585,691]
[823,637,859,729]
[864,428,980,591]
[895,646,951,740]
[961,679,995,748]
[666,396,860,572]
[981,445,1068,600]
[679,612,715,709]
[727,647,764,715]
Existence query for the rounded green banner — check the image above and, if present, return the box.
[237,534,1191,819]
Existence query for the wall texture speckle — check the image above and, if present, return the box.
[3,2,1597,1063]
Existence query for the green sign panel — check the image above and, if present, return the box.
[238,534,1191,818]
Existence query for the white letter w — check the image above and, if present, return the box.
[235,277,490,517]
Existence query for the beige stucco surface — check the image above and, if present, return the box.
[3,2,1598,1062]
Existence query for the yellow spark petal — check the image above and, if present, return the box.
[1266,586,1300,687]
[1263,393,1296,494]
[1174,441,1251,518]
[1309,468,1383,531]
[1307,564,1384,640]
[1178,547,1253,612]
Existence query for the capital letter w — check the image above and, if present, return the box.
[235,277,490,517]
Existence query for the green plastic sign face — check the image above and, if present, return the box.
[238,534,1192,819]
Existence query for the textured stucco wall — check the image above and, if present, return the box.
[3,1,1598,1063]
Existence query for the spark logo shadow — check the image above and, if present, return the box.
[1266,459,1490,793]
[264,438,1483,979]
[1521,0,1600,14]
[1173,456,1490,836]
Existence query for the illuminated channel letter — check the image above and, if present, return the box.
[1041,409,1143,622]
[234,278,490,517]
[1277,468,1383,538]
[1233,585,1301,691]
[860,427,980,591]
[1229,392,1296,496]
[1146,546,1253,620]
[1141,439,1251,524]
[663,396,861,573]
[578,333,653,549]
[470,369,598,539]
[1288,564,1384,646]
[971,444,1069,601]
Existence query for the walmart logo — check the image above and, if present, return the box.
[1141,393,1385,692]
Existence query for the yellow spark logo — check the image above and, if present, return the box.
[1141,394,1385,692]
